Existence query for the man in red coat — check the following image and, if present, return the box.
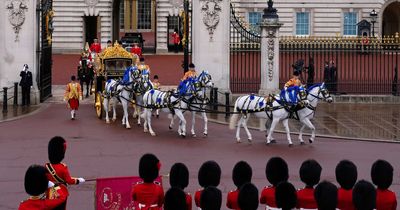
[336,160,357,210]
[296,159,322,209]
[260,157,289,209]
[172,29,180,53]
[90,38,102,53]
[131,43,143,58]
[227,161,252,210]
[371,160,397,210]
[18,165,67,210]
[169,163,191,210]
[131,153,164,210]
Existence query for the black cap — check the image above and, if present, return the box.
[265,157,288,186]
[139,153,160,183]
[232,161,252,189]
[198,161,221,188]
[314,181,338,210]
[353,180,376,210]
[238,183,259,210]
[24,165,48,196]
[371,159,393,190]
[189,63,195,68]
[335,160,358,190]
[299,159,322,188]
[200,186,222,210]
[164,187,187,210]
[293,70,300,76]
[154,75,159,79]
[275,181,297,210]
[107,40,112,43]
[48,136,66,164]
[71,75,76,81]
[170,163,189,190]
[140,57,145,62]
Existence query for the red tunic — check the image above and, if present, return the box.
[185,192,192,210]
[297,187,317,209]
[131,47,143,58]
[90,43,102,53]
[172,33,180,44]
[376,189,397,210]
[226,189,240,210]
[337,188,355,210]
[260,186,277,208]
[194,189,202,208]
[18,187,67,210]
[131,182,164,210]
[45,163,79,197]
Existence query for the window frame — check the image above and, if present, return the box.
[248,12,262,34]
[343,11,358,36]
[295,12,310,36]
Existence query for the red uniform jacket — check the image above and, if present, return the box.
[90,43,102,53]
[297,187,317,209]
[376,189,397,210]
[337,188,355,210]
[195,189,203,207]
[226,189,240,210]
[260,186,277,208]
[18,187,67,210]
[131,182,164,210]
[172,33,180,44]
[45,163,79,196]
[131,47,143,58]
[185,192,192,210]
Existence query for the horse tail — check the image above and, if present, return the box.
[229,99,240,130]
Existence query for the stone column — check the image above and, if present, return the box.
[192,0,230,93]
[259,0,283,96]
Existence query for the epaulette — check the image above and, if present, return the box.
[153,181,161,185]
[61,162,67,167]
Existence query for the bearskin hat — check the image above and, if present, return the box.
[232,161,252,189]
[314,181,338,210]
[299,159,322,187]
[170,163,189,190]
[48,136,66,164]
[275,181,297,210]
[164,187,187,210]
[371,159,393,190]
[198,161,221,188]
[353,180,376,210]
[200,186,222,210]
[265,157,289,186]
[24,165,49,196]
[238,183,259,210]
[139,153,160,183]
[335,160,358,190]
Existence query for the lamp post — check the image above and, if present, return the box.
[370,9,377,37]
[182,0,189,73]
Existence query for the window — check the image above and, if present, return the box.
[296,12,310,35]
[344,12,357,35]
[119,0,124,29]
[137,0,152,30]
[248,12,262,34]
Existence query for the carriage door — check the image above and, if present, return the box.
[39,0,53,102]
[84,16,99,45]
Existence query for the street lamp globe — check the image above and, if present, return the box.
[369,9,378,37]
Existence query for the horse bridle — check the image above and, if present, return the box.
[308,86,331,102]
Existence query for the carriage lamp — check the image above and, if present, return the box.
[370,9,377,37]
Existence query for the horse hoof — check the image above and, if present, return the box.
[248,138,252,143]
[270,139,277,144]
[126,126,131,129]
[150,132,156,136]
[181,134,186,138]
[289,143,293,147]
[203,133,208,136]
[144,129,148,133]
[265,141,270,145]
[192,134,197,138]
[106,120,110,124]
[156,115,159,118]
[236,139,242,143]
[169,126,173,130]
[309,139,314,144]
[300,142,305,145]
[137,123,141,127]
[112,118,116,122]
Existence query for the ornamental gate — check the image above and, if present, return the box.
[39,0,53,102]
[230,4,261,94]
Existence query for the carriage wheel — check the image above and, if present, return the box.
[95,92,103,119]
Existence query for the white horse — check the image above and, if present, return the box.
[103,66,140,128]
[229,86,308,146]
[132,69,153,126]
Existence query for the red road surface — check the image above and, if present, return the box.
[0,104,399,209]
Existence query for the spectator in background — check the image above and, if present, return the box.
[314,181,338,210]
[306,57,315,87]
[238,183,259,210]
[172,29,181,53]
[336,160,358,210]
[324,61,331,90]
[227,161,252,210]
[89,38,102,53]
[106,40,112,48]
[297,159,322,209]
[275,181,297,210]
[353,180,376,210]
[330,60,338,94]
[131,42,143,58]
[19,64,33,106]
[371,160,397,210]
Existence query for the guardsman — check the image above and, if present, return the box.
[19,64,33,106]
[296,159,322,209]
[64,75,83,120]
[138,57,151,74]
[238,183,259,210]
[45,136,85,210]
[182,63,197,81]
[275,182,297,210]
[336,160,357,210]
[169,163,192,210]
[353,180,376,210]
[227,161,252,210]
[200,186,222,210]
[131,153,164,210]
[164,188,187,210]
[90,38,102,53]
[314,181,338,210]
[260,157,289,209]
[371,160,397,210]
[195,161,221,208]
[18,165,67,210]
[131,42,143,58]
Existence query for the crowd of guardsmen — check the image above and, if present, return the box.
[19,136,396,210]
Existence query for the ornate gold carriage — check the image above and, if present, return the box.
[93,42,138,118]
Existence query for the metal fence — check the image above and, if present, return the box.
[1,82,19,113]
[279,35,400,95]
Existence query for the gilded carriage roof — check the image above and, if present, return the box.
[98,42,133,60]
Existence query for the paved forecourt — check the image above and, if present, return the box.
[0,103,399,210]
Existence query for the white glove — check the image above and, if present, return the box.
[77,177,85,184]
[48,181,55,188]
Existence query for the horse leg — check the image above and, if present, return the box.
[266,119,279,145]
[298,124,306,144]
[103,98,110,123]
[143,108,149,133]
[191,111,196,137]
[242,115,252,143]
[282,119,293,147]
[169,114,175,130]
[112,98,117,122]
[235,115,244,143]
[175,110,186,137]
[146,109,156,136]
[201,111,208,136]
[122,100,131,129]
[137,107,141,126]
[302,118,316,143]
